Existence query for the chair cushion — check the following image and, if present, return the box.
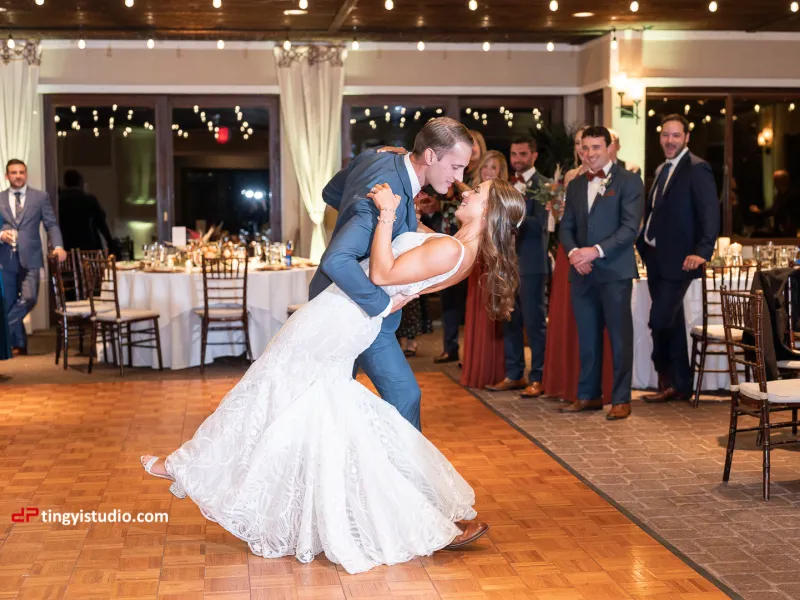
[737,380,800,404]
[192,307,245,320]
[691,324,743,341]
[95,308,159,322]
[777,360,800,371]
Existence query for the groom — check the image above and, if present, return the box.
[310,118,489,548]
[310,117,474,431]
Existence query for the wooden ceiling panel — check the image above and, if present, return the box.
[2,0,799,44]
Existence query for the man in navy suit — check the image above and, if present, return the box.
[309,117,473,432]
[487,138,551,398]
[636,114,719,403]
[559,126,644,420]
[0,159,66,354]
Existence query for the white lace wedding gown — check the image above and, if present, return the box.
[165,232,477,574]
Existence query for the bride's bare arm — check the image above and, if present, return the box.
[368,183,461,287]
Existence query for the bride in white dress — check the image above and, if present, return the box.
[141,177,525,574]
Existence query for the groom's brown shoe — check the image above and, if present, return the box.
[444,521,489,549]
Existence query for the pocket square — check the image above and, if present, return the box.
[602,189,616,197]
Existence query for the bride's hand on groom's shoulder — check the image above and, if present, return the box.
[377,146,408,155]
[368,183,401,213]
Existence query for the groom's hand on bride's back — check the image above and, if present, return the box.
[389,292,418,314]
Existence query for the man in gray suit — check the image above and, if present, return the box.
[559,127,644,420]
[1,159,66,354]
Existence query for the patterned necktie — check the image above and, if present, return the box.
[652,162,673,209]
[13,191,22,223]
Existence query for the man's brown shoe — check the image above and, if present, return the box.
[444,521,490,550]
[559,399,603,413]
[485,378,527,392]
[520,381,544,398]
[643,387,690,403]
[606,404,631,420]
[433,352,459,364]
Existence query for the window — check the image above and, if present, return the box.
[53,103,158,258]
[346,102,445,161]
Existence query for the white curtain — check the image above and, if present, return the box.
[0,41,41,191]
[274,45,346,263]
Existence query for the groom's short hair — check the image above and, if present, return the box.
[412,117,474,160]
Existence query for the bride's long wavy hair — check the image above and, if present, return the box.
[479,179,526,321]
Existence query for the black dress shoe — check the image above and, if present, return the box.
[433,352,459,364]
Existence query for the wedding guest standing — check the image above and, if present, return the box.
[460,151,508,389]
[0,160,66,355]
[59,170,118,255]
[559,127,644,420]
[636,114,719,404]
[543,126,614,404]
[487,138,550,397]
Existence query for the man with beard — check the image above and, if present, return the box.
[636,114,719,404]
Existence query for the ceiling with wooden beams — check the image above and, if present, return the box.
[1,0,800,44]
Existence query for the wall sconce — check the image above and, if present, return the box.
[758,127,774,152]
[613,71,643,123]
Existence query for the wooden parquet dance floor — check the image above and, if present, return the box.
[0,373,730,600]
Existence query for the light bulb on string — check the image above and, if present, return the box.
[611,31,618,49]
[630,1,639,12]
[351,38,359,50]
[792,1,799,11]
[217,39,225,49]
[385,0,393,9]
[417,41,425,51]
[78,39,86,49]
[35,0,44,5]
[469,0,478,10]
[147,38,155,49]
[7,35,15,50]
[708,1,718,11]
[125,0,133,6]
[546,41,554,51]
[299,0,308,8]
[283,39,291,50]
[482,40,490,51]
[213,0,221,6]
[549,0,558,10]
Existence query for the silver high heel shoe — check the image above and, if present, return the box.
[140,455,187,499]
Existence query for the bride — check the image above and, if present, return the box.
[141,177,526,574]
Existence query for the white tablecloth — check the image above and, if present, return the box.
[632,278,730,391]
[112,267,316,369]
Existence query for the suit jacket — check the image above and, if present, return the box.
[635,151,719,281]
[517,171,552,276]
[0,187,64,270]
[58,187,116,253]
[309,149,417,332]
[560,163,644,285]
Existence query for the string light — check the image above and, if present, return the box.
[708,1,718,11]
[78,39,86,49]
[417,40,425,51]
[469,0,478,9]
[546,41,555,51]
[299,0,308,8]
[351,38,359,50]
[611,30,618,50]
[125,0,133,6]
[549,0,558,10]
[35,0,44,5]
[630,1,639,12]
[385,0,393,9]
[217,39,225,49]
[792,1,799,11]
[147,38,155,49]
[482,41,490,51]
[283,38,291,50]
[213,0,222,6]
[7,35,15,50]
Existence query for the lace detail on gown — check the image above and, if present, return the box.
[165,232,476,574]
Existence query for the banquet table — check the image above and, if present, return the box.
[112,266,316,370]
[632,275,732,391]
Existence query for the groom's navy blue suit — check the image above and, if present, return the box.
[309,149,421,429]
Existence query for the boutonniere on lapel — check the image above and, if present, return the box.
[598,172,614,197]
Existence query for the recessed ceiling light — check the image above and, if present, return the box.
[283,9,307,14]
[572,11,595,17]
